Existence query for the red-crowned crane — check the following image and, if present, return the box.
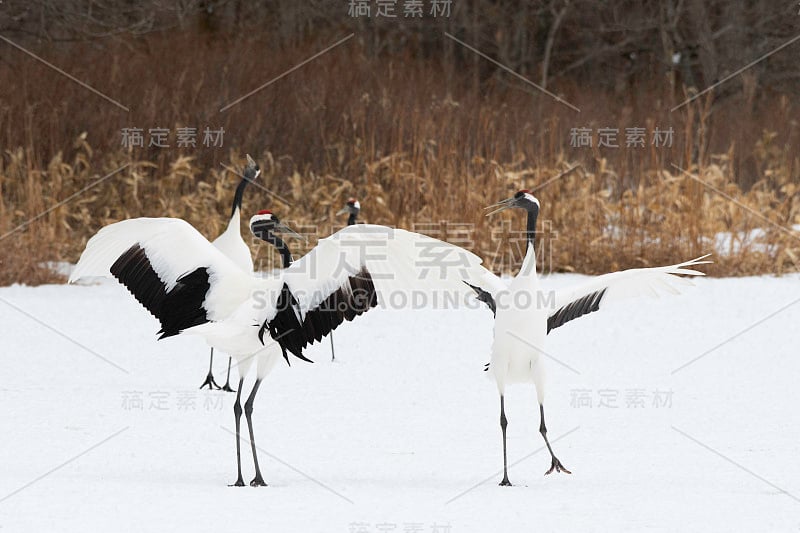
[465,190,711,485]
[201,155,260,392]
[69,217,487,486]
[337,197,361,226]
[325,197,362,362]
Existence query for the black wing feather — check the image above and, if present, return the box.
[484,287,609,372]
[547,288,607,333]
[110,244,211,339]
[264,267,377,361]
[463,281,496,317]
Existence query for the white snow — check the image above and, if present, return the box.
[597,225,799,258]
[709,229,778,257]
[1,274,799,532]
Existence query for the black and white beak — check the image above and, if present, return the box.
[485,191,539,216]
[273,220,304,240]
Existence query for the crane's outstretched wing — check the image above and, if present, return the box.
[69,217,254,338]
[464,281,498,317]
[261,224,496,358]
[547,254,711,333]
[462,262,507,317]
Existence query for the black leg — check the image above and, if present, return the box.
[221,357,236,392]
[540,404,571,475]
[200,348,221,390]
[244,378,267,487]
[229,377,245,486]
[329,331,336,362]
[499,395,511,486]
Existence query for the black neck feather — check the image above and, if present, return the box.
[347,213,357,226]
[266,234,293,268]
[231,176,249,219]
[526,207,538,251]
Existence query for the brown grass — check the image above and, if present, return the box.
[1,32,799,284]
[1,140,798,285]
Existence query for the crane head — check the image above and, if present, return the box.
[249,210,305,242]
[244,154,261,182]
[485,189,540,216]
[336,197,361,217]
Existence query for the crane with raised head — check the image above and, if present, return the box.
[465,190,710,485]
[200,154,260,392]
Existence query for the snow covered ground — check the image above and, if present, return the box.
[1,273,799,532]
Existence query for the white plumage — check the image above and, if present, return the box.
[464,190,711,483]
[485,252,710,392]
[212,208,253,274]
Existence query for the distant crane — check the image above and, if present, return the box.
[201,155,259,392]
[326,197,362,362]
[466,190,710,485]
[336,197,361,226]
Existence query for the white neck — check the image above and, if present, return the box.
[517,240,538,279]
[226,206,241,232]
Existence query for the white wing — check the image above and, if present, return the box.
[547,254,711,332]
[282,224,496,316]
[259,224,499,357]
[69,218,255,326]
